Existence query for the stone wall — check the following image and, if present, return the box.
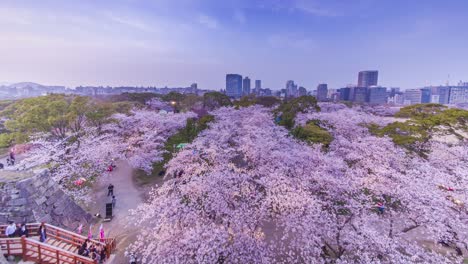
[0,171,92,229]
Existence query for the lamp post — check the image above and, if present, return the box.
[170,101,178,113]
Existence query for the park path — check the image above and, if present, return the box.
[89,160,147,264]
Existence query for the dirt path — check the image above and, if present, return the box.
[89,160,147,264]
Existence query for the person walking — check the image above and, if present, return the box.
[112,196,116,208]
[5,221,16,237]
[107,184,114,196]
[38,222,47,242]
[18,223,29,237]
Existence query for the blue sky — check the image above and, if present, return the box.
[0,0,467,90]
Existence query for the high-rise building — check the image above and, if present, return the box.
[243,77,251,95]
[226,74,243,98]
[316,84,328,101]
[368,86,387,104]
[420,88,431,103]
[298,86,307,96]
[286,80,297,97]
[358,71,378,87]
[403,89,422,105]
[255,80,261,90]
[352,87,368,103]
[449,86,468,104]
[339,87,352,101]
[190,83,198,94]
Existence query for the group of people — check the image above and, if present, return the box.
[4,221,29,238]
[77,239,107,263]
[4,221,47,242]
[0,152,16,169]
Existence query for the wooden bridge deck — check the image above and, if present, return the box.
[1,223,116,264]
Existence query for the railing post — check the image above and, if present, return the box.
[21,236,26,259]
[56,250,60,264]
[73,255,77,264]
[38,244,42,262]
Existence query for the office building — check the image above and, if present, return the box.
[353,87,368,103]
[226,74,243,98]
[368,86,387,104]
[298,86,307,96]
[190,83,198,94]
[339,87,352,101]
[420,88,431,103]
[358,71,379,87]
[243,77,251,95]
[316,84,328,101]
[286,80,297,97]
[403,89,422,105]
[449,86,468,104]
[255,80,262,94]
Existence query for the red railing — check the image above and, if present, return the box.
[1,223,117,262]
[21,236,97,264]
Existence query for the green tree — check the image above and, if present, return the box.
[203,92,232,110]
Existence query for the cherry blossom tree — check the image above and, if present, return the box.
[129,105,466,263]
[14,109,196,201]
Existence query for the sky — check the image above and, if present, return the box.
[0,0,467,90]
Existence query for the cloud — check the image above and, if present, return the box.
[198,14,219,29]
[257,0,339,17]
[0,7,33,26]
[293,3,339,17]
[105,12,157,33]
[233,10,247,24]
[267,34,317,51]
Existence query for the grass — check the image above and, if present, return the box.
[134,115,214,185]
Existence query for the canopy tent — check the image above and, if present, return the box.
[176,143,189,150]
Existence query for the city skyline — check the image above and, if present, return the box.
[1,0,467,89]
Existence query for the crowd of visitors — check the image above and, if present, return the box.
[77,239,107,263]
[4,221,30,238]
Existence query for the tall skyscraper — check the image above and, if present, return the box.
[358,71,379,87]
[316,84,328,101]
[243,77,251,95]
[255,80,261,90]
[286,80,297,97]
[226,74,243,98]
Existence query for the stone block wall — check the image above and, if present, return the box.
[0,171,92,229]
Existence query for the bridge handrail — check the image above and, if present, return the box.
[22,236,97,264]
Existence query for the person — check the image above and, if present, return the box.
[5,221,16,237]
[99,246,106,263]
[377,202,385,214]
[17,223,29,237]
[38,222,47,242]
[80,239,90,256]
[107,165,113,172]
[129,252,137,264]
[112,196,116,208]
[0,163,3,169]
[107,184,114,196]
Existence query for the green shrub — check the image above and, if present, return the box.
[291,120,333,149]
